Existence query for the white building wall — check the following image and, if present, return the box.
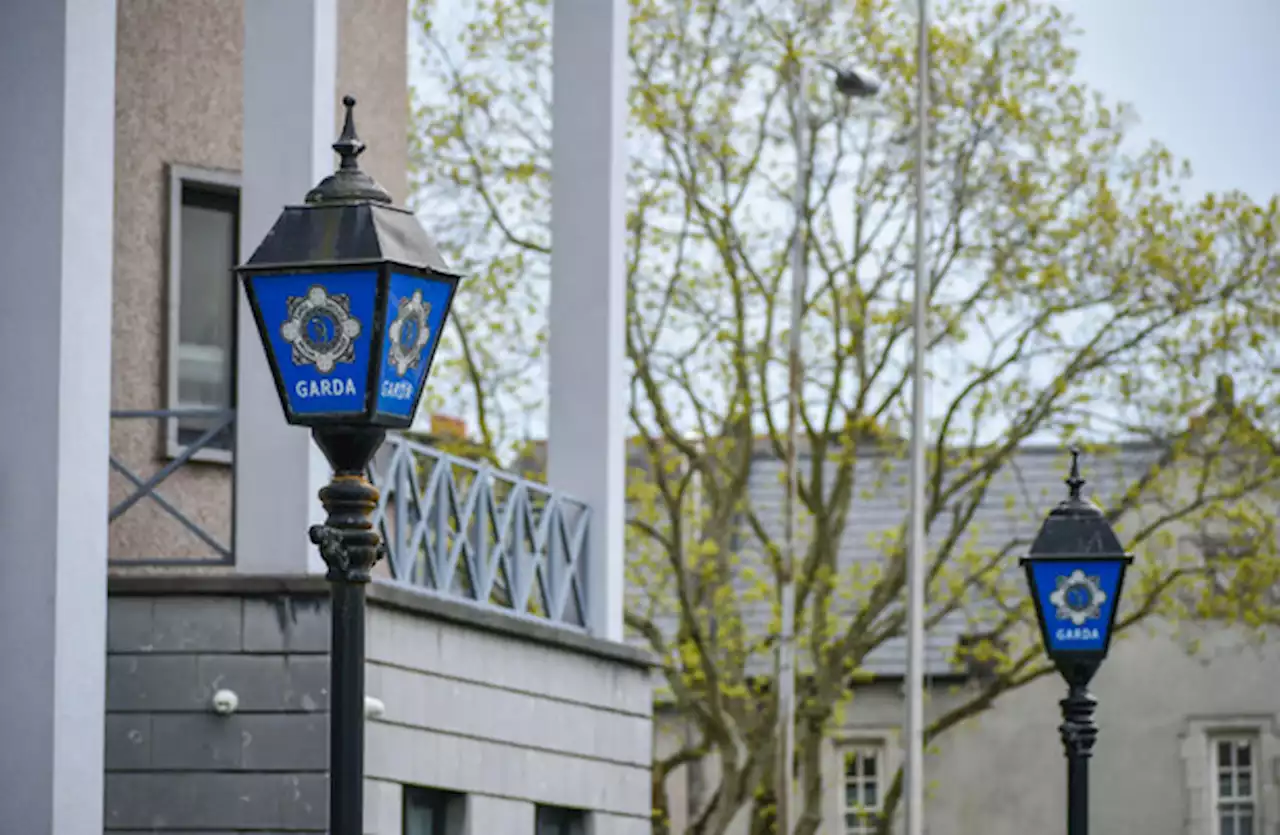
[657,624,1280,835]
[363,588,654,835]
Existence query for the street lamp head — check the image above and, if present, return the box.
[1020,447,1133,685]
[237,95,460,461]
[818,60,881,99]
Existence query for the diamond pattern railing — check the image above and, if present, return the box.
[369,434,591,629]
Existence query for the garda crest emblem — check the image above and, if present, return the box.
[386,290,433,377]
[280,285,362,374]
[1048,569,1107,626]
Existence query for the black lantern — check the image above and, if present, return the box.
[237,96,458,835]
[239,95,458,439]
[1021,447,1132,835]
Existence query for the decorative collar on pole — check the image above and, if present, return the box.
[305,96,393,206]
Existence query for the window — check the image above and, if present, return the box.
[843,746,884,835]
[1181,717,1276,835]
[1213,736,1258,835]
[536,805,586,835]
[403,786,462,835]
[167,165,240,460]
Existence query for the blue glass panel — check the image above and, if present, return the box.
[374,272,455,419]
[249,271,378,416]
[1029,559,1125,654]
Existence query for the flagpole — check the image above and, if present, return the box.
[904,0,930,833]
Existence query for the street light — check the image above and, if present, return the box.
[237,95,459,835]
[777,54,880,835]
[818,59,881,99]
[1021,448,1133,835]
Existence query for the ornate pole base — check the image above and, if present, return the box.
[309,427,386,835]
[1059,671,1099,835]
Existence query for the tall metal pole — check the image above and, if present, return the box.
[904,0,930,833]
[778,57,808,835]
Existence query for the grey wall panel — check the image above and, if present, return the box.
[106,583,656,835]
[104,593,329,834]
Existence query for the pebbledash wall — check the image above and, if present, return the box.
[104,576,654,835]
[109,0,409,563]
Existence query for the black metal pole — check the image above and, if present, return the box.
[326,580,367,834]
[309,427,386,835]
[1059,679,1098,835]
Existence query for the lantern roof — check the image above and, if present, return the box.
[1027,448,1126,558]
[243,96,454,275]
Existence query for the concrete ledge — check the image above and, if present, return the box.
[367,581,656,671]
[105,573,655,670]
[108,572,331,597]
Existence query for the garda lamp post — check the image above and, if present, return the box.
[237,96,459,835]
[1021,448,1133,835]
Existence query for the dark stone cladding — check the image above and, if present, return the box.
[103,573,653,832]
[104,577,331,833]
[107,573,656,670]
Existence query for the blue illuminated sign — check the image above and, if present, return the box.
[249,271,378,416]
[1028,559,1125,654]
[375,272,455,419]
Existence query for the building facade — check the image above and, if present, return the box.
[1,2,642,835]
[651,436,1280,835]
[4,2,1275,835]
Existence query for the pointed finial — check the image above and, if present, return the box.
[333,95,365,170]
[1066,446,1085,500]
[304,93,392,205]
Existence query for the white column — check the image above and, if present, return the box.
[235,0,338,574]
[0,1,115,832]
[548,0,629,641]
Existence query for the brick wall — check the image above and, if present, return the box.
[104,585,331,833]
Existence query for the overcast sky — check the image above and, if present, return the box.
[410,1,1280,436]
[1065,0,1280,200]
[414,1,1280,198]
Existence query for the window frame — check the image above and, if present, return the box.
[840,741,886,835]
[535,804,587,835]
[1210,733,1259,835]
[402,785,463,835]
[1181,715,1277,835]
[166,163,241,465]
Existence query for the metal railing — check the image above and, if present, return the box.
[108,408,235,566]
[106,411,591,627]
[369,434,591,629]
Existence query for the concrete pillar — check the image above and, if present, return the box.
[235,0,338,574]
[0,1,116,832]
[548,0,630,641]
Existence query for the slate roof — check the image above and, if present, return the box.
[509,435,1169,677]
[729,443,1162,676]
[474,378,1268,680]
